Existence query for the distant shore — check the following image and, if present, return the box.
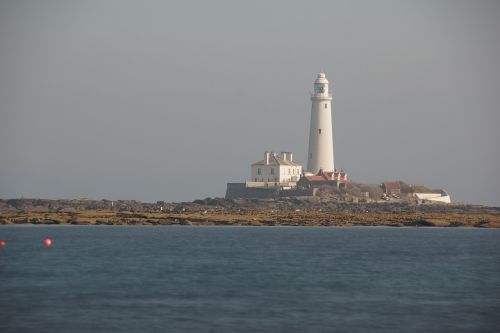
[1,209,499,228]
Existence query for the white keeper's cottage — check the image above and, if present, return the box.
[250,152,302,185]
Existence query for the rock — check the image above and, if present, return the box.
[407,219,435,227]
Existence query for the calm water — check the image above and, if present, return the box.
[0,226,499,333]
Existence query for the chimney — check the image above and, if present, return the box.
[265,151,270,165]
[281,152,287,161]
[289,152,293,162]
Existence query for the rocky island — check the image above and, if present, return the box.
[1,196,499,228]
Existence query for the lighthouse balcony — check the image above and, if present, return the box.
[310,93,332,99]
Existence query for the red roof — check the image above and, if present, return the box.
[304,169,348,182]
[306,176,327,181]
[383,182,400,190]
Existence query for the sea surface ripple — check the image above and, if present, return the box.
[1,226,499,332]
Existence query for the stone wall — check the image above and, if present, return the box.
[225,183,316,200]
[225,183,280,200]
[279,188,317,198]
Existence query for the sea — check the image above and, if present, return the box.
[1,225,499,333]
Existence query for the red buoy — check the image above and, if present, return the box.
[43,239,52,247]
[0,240,6,247]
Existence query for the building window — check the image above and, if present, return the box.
[271,168,274,175]
[257,168,261,175]
[319,129,322,134]
[325,104,327,108]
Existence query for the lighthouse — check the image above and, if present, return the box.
[307,72,335,174]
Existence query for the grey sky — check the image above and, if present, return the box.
[1,0,499,205]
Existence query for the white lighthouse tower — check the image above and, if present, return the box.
[307,72,335,174]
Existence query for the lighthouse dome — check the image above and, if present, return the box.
[315,72,329,84]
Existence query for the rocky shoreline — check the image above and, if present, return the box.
[1,198,499,228]
[1,209,499,228]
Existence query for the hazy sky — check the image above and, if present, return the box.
[1,0,499,205]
